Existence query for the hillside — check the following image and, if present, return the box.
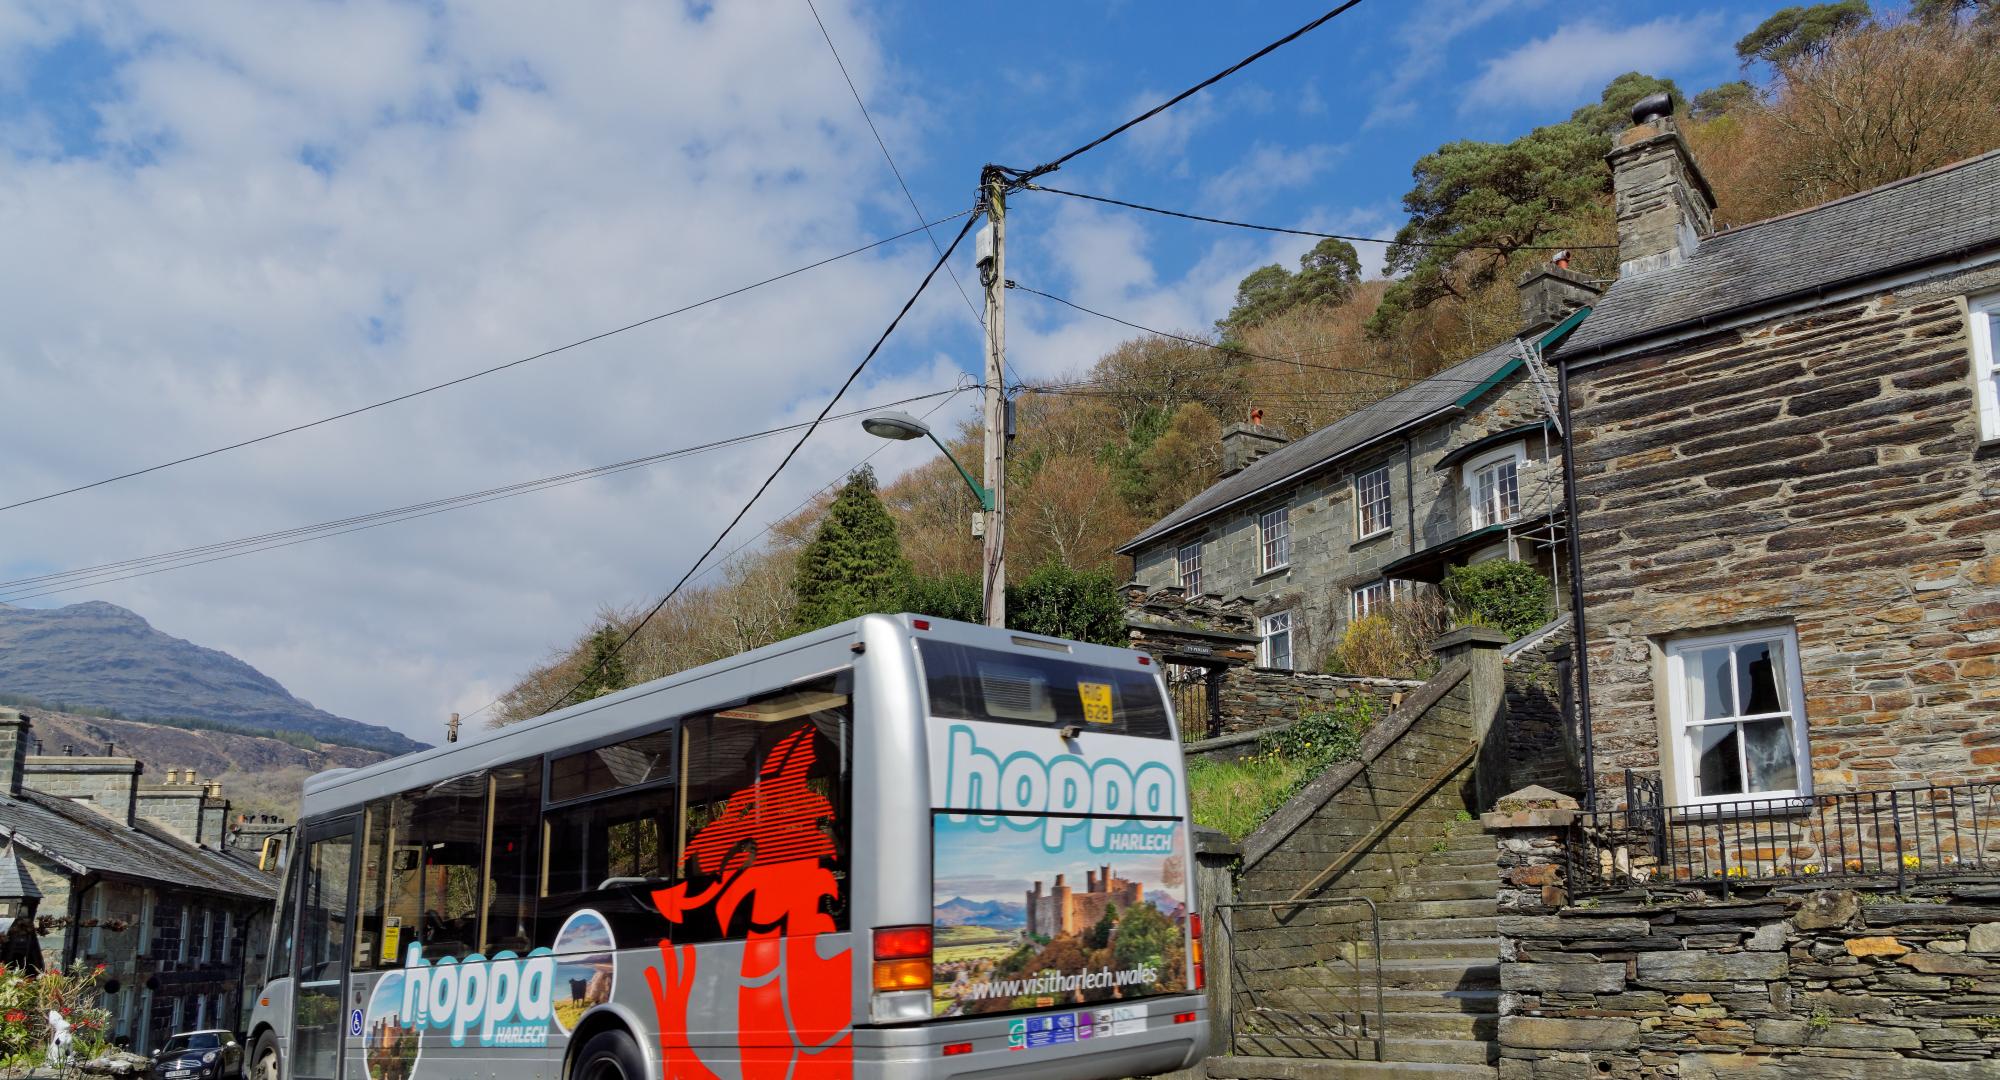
[0,602,425,755]
[17,705,388,820]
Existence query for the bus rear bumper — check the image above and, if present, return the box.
[850,995,1208,1079]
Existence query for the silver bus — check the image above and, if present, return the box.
[246,614,1208,1080]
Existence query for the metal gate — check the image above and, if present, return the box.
[1164,661,1225,742]
[1217,897,1385,1062]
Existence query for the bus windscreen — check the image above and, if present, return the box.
[916,639,1171,739]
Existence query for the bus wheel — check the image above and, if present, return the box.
[572,1029,645,1080]
[248,1036,279,1080]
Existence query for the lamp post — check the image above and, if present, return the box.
[862,411,1000,624]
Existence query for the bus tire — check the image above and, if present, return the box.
[248,1034,279,1080]
[572,1028,646,1080]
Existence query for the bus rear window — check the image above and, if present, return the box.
[916,639,1170,738]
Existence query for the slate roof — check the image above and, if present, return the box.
[1119,337,1526,553]
[0,788,277,899]
[1562,149,2000,358]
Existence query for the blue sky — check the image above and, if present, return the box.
[0,1,1787,738]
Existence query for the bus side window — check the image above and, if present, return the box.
[266,847,301,984]
[675,676,852,945]
[353,802,390,969]
[482,759,541,956]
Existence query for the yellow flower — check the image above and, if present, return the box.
[1801,864,1820,875]
[1903,854,1921,869]
[1726,866,1746,878]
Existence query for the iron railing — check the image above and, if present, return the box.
[1216,897,1384,1063]
[1165,662,1225,743]
[1569,773,2000,896]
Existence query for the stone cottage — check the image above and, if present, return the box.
[0,709,278,1052]
[1551,96,2000,810]
[1118,273,1594,674]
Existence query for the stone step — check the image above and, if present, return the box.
[1380,916,1497,940]
[1352,937,1500,961]
[1370,1009,1498,1041]
[1206,1054,1495,1079]
[1231,1035,1495,1067]
[1368,898,1498,922]
[1313,958,1499,991]
[1376,989,1500,1014]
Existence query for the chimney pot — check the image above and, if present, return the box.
[1630,92,1673,126]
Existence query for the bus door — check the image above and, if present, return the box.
[293,816,361,1080]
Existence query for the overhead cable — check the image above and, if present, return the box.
[1003,0,1368,185]
[803,0,984,330]
[1,207,976,516]
[1024,183,1617,252]
[0,387,973,603]
[540,211,983,716]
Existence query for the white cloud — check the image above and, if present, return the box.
[1464,14,1730,112]
[1201,142,1345,212]
[0,0,981,741]
[1367,0,1543,129]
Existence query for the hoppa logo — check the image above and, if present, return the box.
[941,724,1179,850]
[398,944,558,1047]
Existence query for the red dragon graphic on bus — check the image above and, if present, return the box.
[644,727,852,1079]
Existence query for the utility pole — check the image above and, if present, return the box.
[978,167,1008,629]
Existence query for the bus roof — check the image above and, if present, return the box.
[298,614,1148,813]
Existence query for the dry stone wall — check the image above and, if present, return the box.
[1566,263,2000,805]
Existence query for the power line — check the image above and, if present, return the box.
[1008,281,1503,386]
[0,207,976,516]
[0,388,974,603]
[803,0,984,332]
[1023,183,1617,252]
[452,384,978,729]
[540,210,983,716]
[1003,0,1368,185]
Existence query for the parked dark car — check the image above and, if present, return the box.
[151,1030,242,1080]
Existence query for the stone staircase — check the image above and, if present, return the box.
[1211,824,1501,1079]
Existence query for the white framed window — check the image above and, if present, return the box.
[200,909,213,963]
[177,908,189,963]
[1664,626,1810,805]
[1258,506,1291,573]
[1467,443,1524,528]
[1351,580,1391,621]
[1260,612,1293,670]
[1355,465,1392,538]
[1972,292,1999,442]
[1177,542,1203,598]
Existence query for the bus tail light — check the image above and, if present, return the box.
[1174,1012,1197,1024]
[1189,914,1205,990]
[872,925,933,993]
[942,1042,973,1056]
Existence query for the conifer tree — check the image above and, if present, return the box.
[792,466,911,633]
[574,624,631,700]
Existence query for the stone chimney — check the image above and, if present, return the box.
[0,710,28,797]
[1220,409,1289,478]
[23,755,143,826]
[1517,257,1601,336]
[136,774,208,846]
[1607,92,1716,278]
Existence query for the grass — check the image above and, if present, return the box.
[1187,753,1315,841]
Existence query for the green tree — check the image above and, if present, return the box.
[1735,1,1871,67]
[903,572,983,623]
[1368,120,1611,335]
[1692,80,1758,119]
[791,466,911,633]
[1006,563,1126,645]
[1911,0,1997,27]
[1218,239,1362,336]
[1218,264,1293,333]
[573,624,631,701]
[1567,71,1685,135]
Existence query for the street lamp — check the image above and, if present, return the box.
[861,411,994,511]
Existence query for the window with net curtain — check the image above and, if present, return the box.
[1666,627,1808,803]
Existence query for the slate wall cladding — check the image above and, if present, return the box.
[1130,375,1561,667]
[1503,624,1578,796]
[1490,812,2000,1077]
[1214,667,1420,737]
[1567,263,2000,805]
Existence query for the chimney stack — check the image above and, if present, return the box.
[0,710,27,797]
[1517,256,1601,336]
[1220,410,1289,478]
[1608,92,1715,279]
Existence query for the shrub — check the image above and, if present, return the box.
[902,572,982,623]
[1263,697,1376,775]
[1324,591,1449,679]
[1442,560,1554,638]
[1006,563,1125,646]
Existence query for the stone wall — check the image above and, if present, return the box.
[1215,666,1421,739]
[1567,262,2000,805]
[22,757,141,824]
[1488,808,2000,1077]
[1130,370,1560,668]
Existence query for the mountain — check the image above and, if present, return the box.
[934,897,1026,928]
[20,705,389,820]
[0,602,425,754]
